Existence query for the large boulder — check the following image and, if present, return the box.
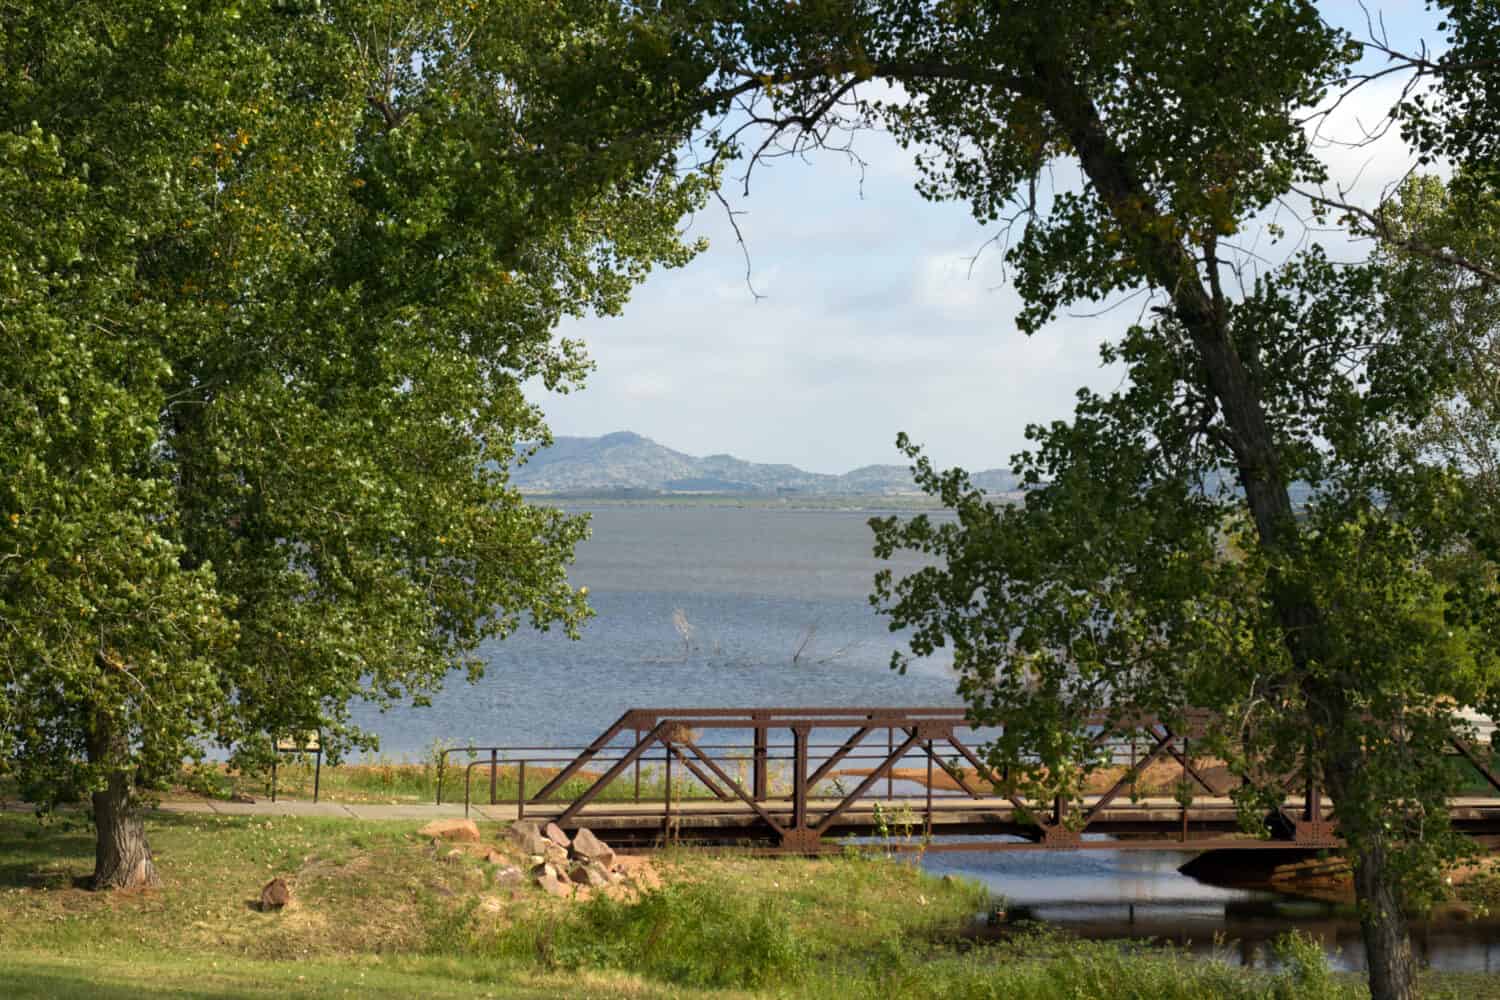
[544,822,571,849]
[259,877,292,911]
[536,868,573,898]
[419,819,481,843]
[570,828,616,867]
[507,820,552,856]
[569,861,611,888]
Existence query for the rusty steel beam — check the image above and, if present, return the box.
[1084,727,1180,826]
[553,721,671,827]
[529,708,639,801]
[1451,735,1500,794]
[805,724,876,789]
[677,737,788,836]
[511,705,1500,854]
[811,729,924,836]
[1150,724,1220,795]
[665,742,734,801]
[530,706,963,801]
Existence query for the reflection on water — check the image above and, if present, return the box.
[923,845,1500,972]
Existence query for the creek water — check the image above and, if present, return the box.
[349,501,1500,972]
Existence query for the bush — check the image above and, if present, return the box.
[485,881,810,990]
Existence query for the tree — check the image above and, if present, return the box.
[1382,174,1500,537]
[530,3,1499,997]
[0,0,704,888]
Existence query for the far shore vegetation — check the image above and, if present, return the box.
[525,491,979,512]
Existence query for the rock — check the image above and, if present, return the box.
[259,877,291,911]
[544,844,570,868]
[419,819,481,843]
[544,822,571,849]
[537,870,572,898]
[493,865,525,887]
[507,821,552,856]
[508,820,541,842]
[569,861,611,888]
[570,828,616,867]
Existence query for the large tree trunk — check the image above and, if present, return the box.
[89,769,159,890]
[1327,751,1420,1000]
[1352,838,1420,1000]
[1030,53,1422,999]
[85,706,159,890]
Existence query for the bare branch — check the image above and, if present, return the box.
[1295,187,1500,285]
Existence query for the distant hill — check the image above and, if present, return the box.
[509,431,1021,497]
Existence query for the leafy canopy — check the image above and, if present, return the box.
[0,0,706,803]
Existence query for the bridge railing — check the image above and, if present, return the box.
[436,707,1500,852]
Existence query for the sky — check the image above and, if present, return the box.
[528,2,1445,475]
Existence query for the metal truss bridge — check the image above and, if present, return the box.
[436,707,1500,854]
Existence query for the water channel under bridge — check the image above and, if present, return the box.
[435,707,1500,854]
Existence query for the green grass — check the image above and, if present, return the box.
[0,952,702,999]
[0,810,1493,998]
[188,753,729,806]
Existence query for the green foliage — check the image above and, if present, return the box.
[1271,931,1344,1000]
[492,882,809,990]
[0,1,704,824]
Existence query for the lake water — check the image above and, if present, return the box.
[351,503,963,753]
[350,502,1500,972]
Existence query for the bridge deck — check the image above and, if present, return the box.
[441,706,1500,853]
[508,795,1500,848]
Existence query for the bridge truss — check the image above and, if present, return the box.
[438,707,1500,854]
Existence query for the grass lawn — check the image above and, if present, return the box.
[0,809,1490,998]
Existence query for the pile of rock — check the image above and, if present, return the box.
[507,820,625,897]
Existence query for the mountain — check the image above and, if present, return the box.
[509,431,1021,497]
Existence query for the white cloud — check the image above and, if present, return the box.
[533,3,1440,475]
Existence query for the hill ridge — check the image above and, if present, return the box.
[509,432,1020,497]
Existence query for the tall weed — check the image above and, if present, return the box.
[482,881,809,990]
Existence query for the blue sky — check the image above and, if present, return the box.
[532,1,1444,475]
